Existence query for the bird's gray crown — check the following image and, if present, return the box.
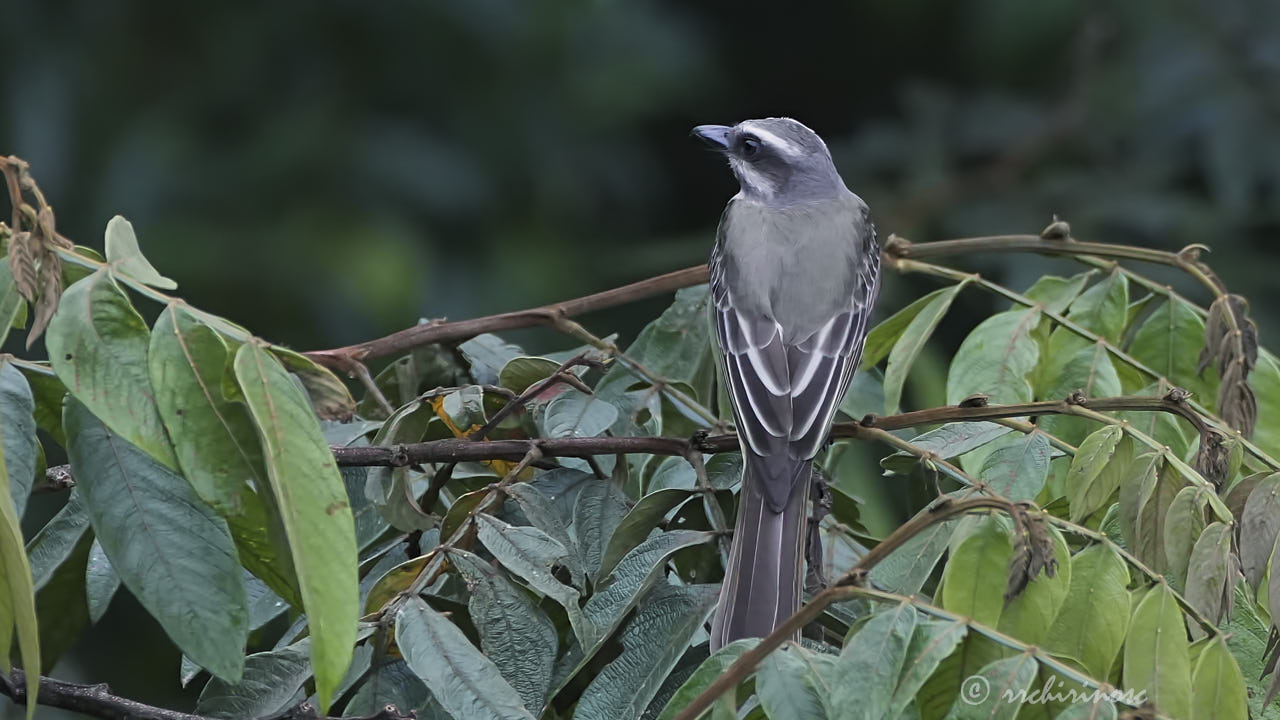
[692,117,846,205]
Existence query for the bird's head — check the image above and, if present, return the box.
[691,117,845,204]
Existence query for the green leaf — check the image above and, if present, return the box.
[598,285,716,401]
[150,304,266,515]
[396,595,537,720]
[1129,297,1217,409]
[1065,268,1129,343]
[270,346,358,421]
[103,215,177,289]
[475,512,588,642]
[946,308,1042,406]
[1035,341,1122,447]
[577,583,719,720]
[505,482,585,586]
[1021,272,1090,315]
[1252,351,1280,459]
[364,400,436,532]
[1219,585,1277,720]
[598,487,693,581]
[459,333,527,385]
[1164,486,1210,590]
[1185,522,1233,632]
[451,549,557,713]
[830,603,917,720]
[47,268,178,468]
[583,530,715,648]
[1044,544,1130,679]
[0,263,25,348]
[344,659,432,717]
[943,652,1037,720]
[863,286,964,371]
[85,538,120,624]
[1133,460,1185,574]
[941,517,1013,628]
[26,492,90,591]
[499,356,563,393]
[884,283,963,413]
[978,431,1051,501]
[0,361,38,518]
[233,341,358,710]
[543,388,619,438]
[882,422,1012,475]
[868,510,955,596]
[889,620,969,719]
[195,642,311,719]
[656,639,757,720]
[1065,426,1125,522]
[574,479,633,582]
[1053,696,1118,720]
[758,645,834,720]
[0,365,39,716]
[1190,636,1247,720]
[1239,473,1280,590]
[1122,583,1191,718]
[65,400,247,682]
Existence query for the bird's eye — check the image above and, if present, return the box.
[741,136,761,158]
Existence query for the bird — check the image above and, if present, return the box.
[691,118,881,650]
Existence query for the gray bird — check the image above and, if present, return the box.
[692,118,880,650]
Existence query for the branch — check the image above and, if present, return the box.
[38,393,1218,487]
[304,265,708,369]
[0,670,412,720]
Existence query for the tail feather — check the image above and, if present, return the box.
[710,456,812,651]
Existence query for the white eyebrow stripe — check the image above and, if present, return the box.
[739,123,802,157]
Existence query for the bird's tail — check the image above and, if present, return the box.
[709,456,812,651]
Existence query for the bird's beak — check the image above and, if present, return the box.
[691,124,732,151]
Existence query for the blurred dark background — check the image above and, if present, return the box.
[4,0,1280,715]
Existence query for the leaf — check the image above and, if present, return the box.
[946,308,1042,406]
[1130,297,1217,409]
[195,642,311,719]
[1021,272,1091,315]
[576,583,719,720]
[599,286,716,400]
[65,400,248,682]
[103,215,177,289]
[1035,341,1122,447]
[451,549,557,713]
[1164,486,1209,589]
[395,595,537,720]
[1122,583,1191,718]
[0,369,39,716]
[26,491,90,591]
[344,659,432,717]
[599,487,693,581]
[499,355,563,393]
[1044,544,1130,679]
[868,511,955,596]
[574,479,633,581]
[475,512,587,642]
[884,283,963,413]
[863,286,964,371]
[655,639,757,720]
[544,388,619,438]
[0,355,35,519]
[1184,522,1233,632]
[1239,472,1280,590]
[149,304,266,515]
[460,333,531,386]
[47,268,178,468]
[1190,636,1247,720]
[506,482,585,586]
[882,422,1012,475]
[829,602,917,720]
[758,645,833,720]
[364,401,436,532]
[1252,351,1280,459]
[1066,268,1129,343]
[889,620,969,719]
[1133,459,1185,574]
[84,539,119,624]
[0,263,26,348]
[1065,425,1125,522]
[978,431,1051,501]
[941,517,1013,628]
[233,341,358,709]
[943,652,1037,720]
[583,530,715,648]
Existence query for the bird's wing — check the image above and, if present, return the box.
[710,201,879,509]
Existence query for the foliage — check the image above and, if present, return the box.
[4,164,1280,720]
